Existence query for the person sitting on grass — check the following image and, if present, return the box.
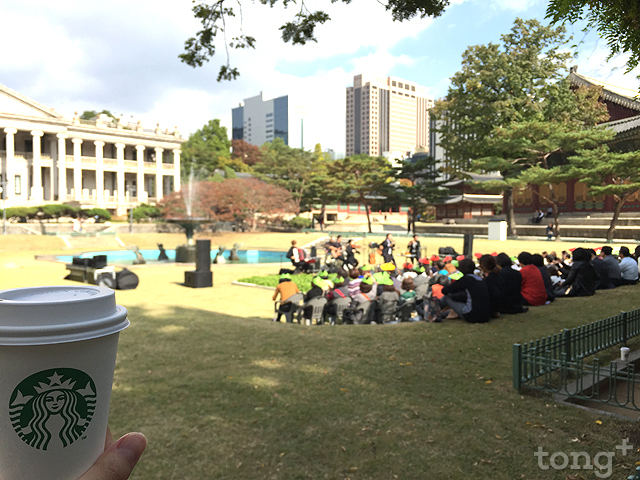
[347,268,363,297]
[618,246,639,285]
[600,246,623,287]
[478,254,502,319]
[302,276,325,321]
[432,258,491,323]
[412,265,429,286]
[495,253,528,314]
[305,276,325,303]
[272,273,300,322]
[325,275,349,307]
[518,252,548,307]
[553,247,599,297]
[400,277,416,302]
[352,276,375,303]
[532,253,555,303]
[377,276,400,323]
[316,270,333,291]
[589,248,612,290]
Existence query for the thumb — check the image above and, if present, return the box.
[78,432,147,480]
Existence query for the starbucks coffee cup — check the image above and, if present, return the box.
[621,346,631,361]
[0,286,129,480]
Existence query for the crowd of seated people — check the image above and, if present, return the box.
[276,237,640,325]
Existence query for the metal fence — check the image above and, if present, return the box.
[513,309,640,412]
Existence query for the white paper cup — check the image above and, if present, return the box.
[0,286,129,480]
[621,347,631,361]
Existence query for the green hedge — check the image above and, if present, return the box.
[3,205,112,222]
[284,216,312,229]
[84,208,112,222]
[237,274,314,292]
[132,203,162,222]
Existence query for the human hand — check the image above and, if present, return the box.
[78,427,147,480]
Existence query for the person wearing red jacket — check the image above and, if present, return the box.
[518,252,548,306]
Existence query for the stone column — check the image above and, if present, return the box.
[136,145,146,203]
[116,143,125,205]
[72,139,83,200]
[155,147,163,200]
[49,138,56,201]
[95,141,105,206]
[57,134,67,201]
[4,128,17,200]
[173,149,181,192]
[31,130,44,201]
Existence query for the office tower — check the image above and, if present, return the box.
[345,75,434,158]
[232,92,304,148]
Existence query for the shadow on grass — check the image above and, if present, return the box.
[111,297,640,480]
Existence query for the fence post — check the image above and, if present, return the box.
[563,329,572,361]
[622,311,628,347]
[513,344,522,392]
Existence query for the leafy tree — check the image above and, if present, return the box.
[231,139,263,166]
[478,121,614,238]
[131,204,162,222]
[328,154,394,233]
[565,146,640,242]
[253,138,315,211]
[432,18,597,235]
[80,110,116,120]
[158,178,296,231]
[82,208,112,222]
[547,0,640,76]
[181,119,232,179]
[223,166,237,179]
[394,154,447,234]
[180,0,450,80]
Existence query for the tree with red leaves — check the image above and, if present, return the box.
[159,178,297,231]
[231,139,263,167]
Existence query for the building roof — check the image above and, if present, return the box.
[442,172,502,187]
[568,70,640,112]
[0,83,64,119]
[444,194,502,205]
[600,114,640,134]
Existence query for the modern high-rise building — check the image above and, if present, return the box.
[345,75,434,158]
[231,92,304,148]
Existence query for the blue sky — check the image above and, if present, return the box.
[0,0,637,155]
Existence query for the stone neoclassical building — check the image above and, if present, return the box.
[0,83,185,216]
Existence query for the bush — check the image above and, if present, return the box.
[284,216,312,229]
[40,204,78,220]
[5,207,38,222]
[132,204,162,222]
[83,208,112,222]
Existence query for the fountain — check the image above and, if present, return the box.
[167,168,215,263]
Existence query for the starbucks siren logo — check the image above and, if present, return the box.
[9,368,97,450]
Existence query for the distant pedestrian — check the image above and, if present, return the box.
[546,223,553,241]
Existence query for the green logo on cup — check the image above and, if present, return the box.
[9,368,97,450]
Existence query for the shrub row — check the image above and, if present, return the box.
[4,205,111,222]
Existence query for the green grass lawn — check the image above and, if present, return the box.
[2,234,640,479]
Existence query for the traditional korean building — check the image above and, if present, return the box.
[435,173,502,220]
[0,84,185,216]
[512,68,640,215]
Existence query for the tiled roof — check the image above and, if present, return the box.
[569,71,640,111]
[600,114,640,134]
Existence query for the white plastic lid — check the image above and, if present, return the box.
[0,286,129,345]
